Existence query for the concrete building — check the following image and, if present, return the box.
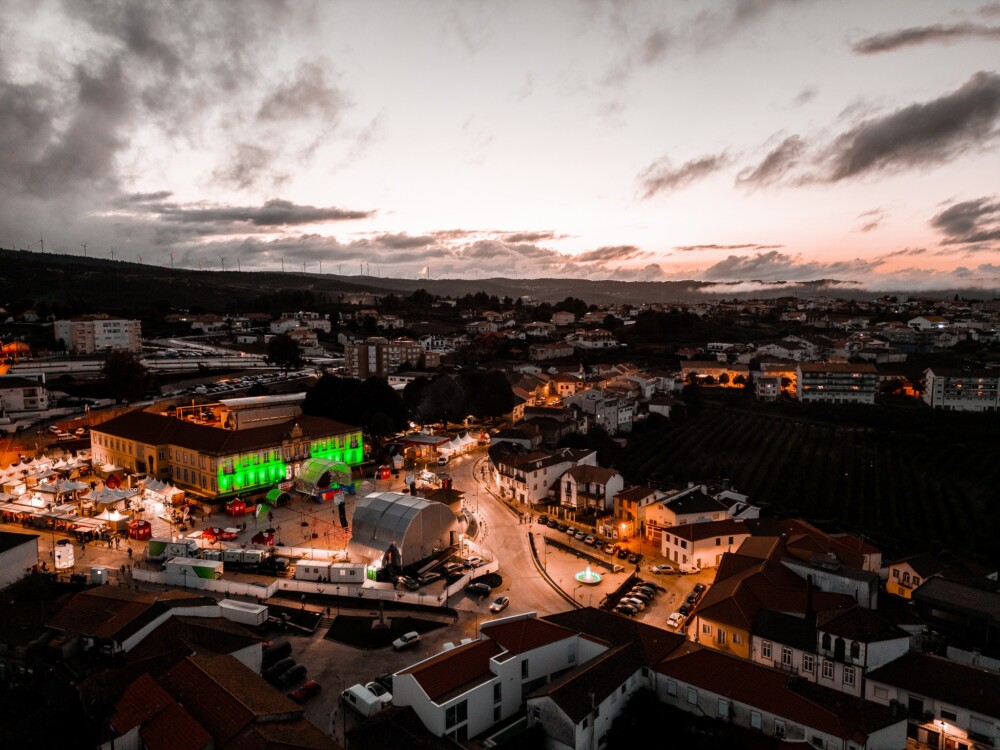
[797,362,877,404]
[91,410,362,501]
[54,315,142,354]
[563,388,635,434]
[922,368,1000,411]
[661,519,751,570]
[0,375,49,415]
[0,531,39,589]
[344,337,435,378]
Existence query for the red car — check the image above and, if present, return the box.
[289,680,321,704]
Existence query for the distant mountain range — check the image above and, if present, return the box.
[0,248,991,312]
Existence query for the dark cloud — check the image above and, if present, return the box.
[211,143,282,191]
[674,243,783,252]
[500,231,560,244]
[152,199,373,226]
[930,197,1000,245]
[639,27,672,64]
[878,247,926,258]
[736,136,804,189]
[573,245,645,264]
[257,61,347,122]
[857,208,887,233]
[119,191,174,204]
[639,152,731,198]
[792,87,818,106]
[852,24,1000,55]
[701,250,883,281]
[821,72,1000,181]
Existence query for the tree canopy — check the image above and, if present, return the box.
[302,375,410,454]
[101,350,151,403]
[266,333,303,370]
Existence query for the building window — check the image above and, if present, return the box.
[494,683,502,704]
[873,686,888,700]
[445,700,468,729]
[811,737,824,749]
[750,711,761,730]
[803,653,815,673]
[761,641,772,659]
[702,623,711,635]
[781,647,792,666]
[822,660,834,680]
[667,680,677,697]
[940,708,957,722]
[522,659,529,679]
[687,688,698,706]
[775,720,785,738]
[850,641,860,660]
[718,698,729,717]
[843,667,856,687]
[494,706,501,722]
[822,633,832,650]
[733,633,742,645]
[716,628,726,645]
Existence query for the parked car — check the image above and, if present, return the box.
[392,632,421,651]
[548,518,560,528]
[395,575,419,591]
[263,657,295,684]
[574,530,586,540]
[364,682,393,706]
[461,555,484,568]
[276,664,307,688]
[603,543,616,554]
[613,603,638,617]
[372,674,393,693]
[627,553,641,564]
[666,612,685,629]
[442,562,463,575]
[679,563,700,575]
[619,597,646,611]
[693,583,707,594]
[465,581,492,597]
[289,680,322,704]
[679,603,693,617]
[685,592,700,605]
[584,535,596,545]
[616,548,629,559]
[632,584,657,596]
[537,515,548,525]
[557,523,568,532]
[489,595,510,613]
[626,591,651,605]
[650,564,675,575]
[417,572,442,586]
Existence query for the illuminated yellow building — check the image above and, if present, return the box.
[90,410,362,501]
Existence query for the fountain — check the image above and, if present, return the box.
[575,565,603,585]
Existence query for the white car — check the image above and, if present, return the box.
[619,597,646,611]
[489,596,510,613]
[364,682,393,705]
[679,564,700,575]
[666,612,686,629]
[392,631,421,651]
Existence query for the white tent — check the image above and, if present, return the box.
[82,487,138,507]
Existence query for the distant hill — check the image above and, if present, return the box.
[0,248,991,313]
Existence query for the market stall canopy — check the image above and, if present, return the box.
[265,488,291,505]
[82,487,138,506]
[36,480,89,494]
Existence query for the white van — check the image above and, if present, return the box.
[341,684,382,717]
[437,455,450,466]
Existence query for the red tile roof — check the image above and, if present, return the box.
[399,639,504,702]
[140,702,212,750]
[658,648,899,743]
[480,615,577,655]
[93,410,357,457]
[667,518,750,542]
[866,652,1000,718]
[110,673,175,734]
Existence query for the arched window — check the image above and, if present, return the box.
[850,641,860,660]
[821,633,832,650]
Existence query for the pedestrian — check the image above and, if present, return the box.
[127,546,133,560]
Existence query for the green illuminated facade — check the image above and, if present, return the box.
[92,411,363,502]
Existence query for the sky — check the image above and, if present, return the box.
[1,0,1000,291]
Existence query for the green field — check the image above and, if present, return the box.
[618,403,1000,563]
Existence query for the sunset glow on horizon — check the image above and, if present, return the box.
[1,1,999,291]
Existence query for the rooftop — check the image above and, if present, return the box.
[867,652,1000,719]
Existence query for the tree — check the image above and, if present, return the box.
[718,372,730,386]
[266,333,303,370]
[102,350,151,403]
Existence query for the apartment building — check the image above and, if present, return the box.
[490,447,596,506]
[0,375,49,414]
[922,368,1000,412]
[54,315,142,354]
[344,336,438,378]
[797,362,877,404]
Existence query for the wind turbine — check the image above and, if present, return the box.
[79,242,87,258]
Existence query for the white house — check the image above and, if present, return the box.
[658,647,907,750]
[661,519,751,569]
[491,448,597,506]
[0,531,39,589]
[866,652,1000,750]
[560,465,625,513]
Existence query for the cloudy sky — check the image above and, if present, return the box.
[2,0,1000,290]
